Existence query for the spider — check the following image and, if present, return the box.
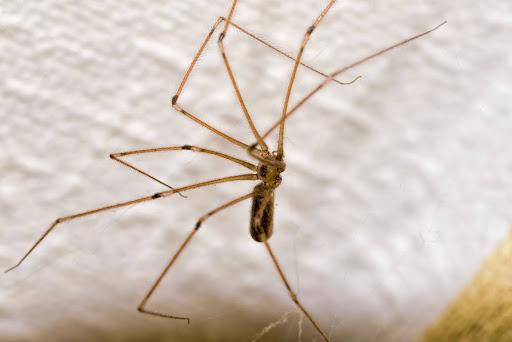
[6,0,445,340]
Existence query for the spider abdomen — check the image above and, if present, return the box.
[250,184,274,242]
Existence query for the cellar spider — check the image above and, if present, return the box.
[6,0,445,340]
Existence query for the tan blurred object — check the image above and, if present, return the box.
[419,229,512,342]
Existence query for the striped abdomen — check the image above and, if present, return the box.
[250,184,274,242]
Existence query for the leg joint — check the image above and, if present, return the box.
[290,293,298,303]
[194,221,202,230]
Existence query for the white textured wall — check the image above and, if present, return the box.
[1,1,511,341]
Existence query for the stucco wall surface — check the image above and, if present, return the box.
[1,1,511,341]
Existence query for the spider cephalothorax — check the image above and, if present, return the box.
[256,151,285,185]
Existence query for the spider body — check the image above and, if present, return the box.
[249,151,284,242]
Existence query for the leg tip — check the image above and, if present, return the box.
[5,265,16,273]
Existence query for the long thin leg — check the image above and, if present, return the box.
[174,17,352,101]
[111,152,176,191]
[277,0,337,160]
[138,189,262,323]
[171,13,256,151]
[217,0,268,151]
[174,16,223,100]
[261,239,330,342]
[260,21,447,142]
[5,173,258,273]
[171,17,250,150]
[226,20,358,87]
[172,104,251,149]
[172,12,358,152]
[110,144,257,190]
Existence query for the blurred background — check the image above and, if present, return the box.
[1,0,511,341]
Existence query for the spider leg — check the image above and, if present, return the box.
[137,188,263,323]
[261,239,330,342]
[171,16,251,150]
[226,19,357,87]
[260,21,447,142]
[217,0,268,151]
[172,6,357,153]
[277,0,338,160]
[5,173,257,273]
[110,144,257,193]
